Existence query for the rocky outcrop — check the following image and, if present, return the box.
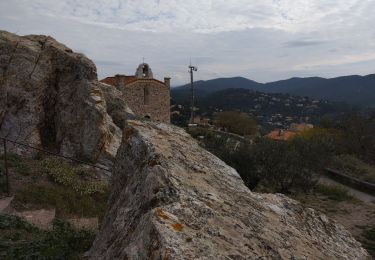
[98,83,135,130]
[88,120,369,259]
[0,31,132,166]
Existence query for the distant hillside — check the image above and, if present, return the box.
[172,77,262,103]
[199,88,355,116]
[171,88,356,131]
[172,74,375,107]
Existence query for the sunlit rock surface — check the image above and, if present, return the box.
[88,120,369,259]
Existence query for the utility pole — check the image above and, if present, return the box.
[188,64,198,125]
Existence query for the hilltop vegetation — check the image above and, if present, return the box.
[189,112,375,193]
[190,127,335,193]
[214,111,258,136]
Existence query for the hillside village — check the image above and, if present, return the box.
[171,88,354,133]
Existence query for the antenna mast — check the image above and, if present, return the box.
[188,64,198,125]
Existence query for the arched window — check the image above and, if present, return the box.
[144,85,150,105]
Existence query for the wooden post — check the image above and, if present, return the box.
[3,138,10,196]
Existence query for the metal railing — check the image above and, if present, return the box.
[0,136,111,196]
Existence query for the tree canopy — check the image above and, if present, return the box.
[214,111,258,136]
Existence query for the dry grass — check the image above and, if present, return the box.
[330,155,375,183]
[1,154,109,220]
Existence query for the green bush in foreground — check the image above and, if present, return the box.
[364,228,375,241]
[0,153,31,176]
[362,227,375,255]
[40,157,107,195]
[330,154,375,183]
[0,163,6,193]
[14,184,108,219]
[0,214,95,259]
[194,127,335,194]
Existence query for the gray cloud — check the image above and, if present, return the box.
[285,40,326,48]
[95,60,125,67]
[0,0,375,85]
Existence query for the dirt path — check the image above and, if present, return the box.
[0,196,13,212]
[1,196,56,230]
[15,209,56,230]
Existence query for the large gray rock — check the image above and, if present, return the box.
[87,120,369,259]
[0,31,132,166]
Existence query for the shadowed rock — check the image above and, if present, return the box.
[87,120,369,259]
[0,31,132,167]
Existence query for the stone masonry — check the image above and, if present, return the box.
[101,63,170,123]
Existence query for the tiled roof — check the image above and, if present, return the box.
[100,77,116,86]
[126,78,166,86]
[100,75,137,86]
[266,129,297,141]
[100,75,165,86]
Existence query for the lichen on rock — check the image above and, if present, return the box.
[87,120,370,259]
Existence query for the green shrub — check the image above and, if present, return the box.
[364,228,375,241]
[40,157,107,195]
[338,113,375,165]
[0,163,6,193]
[14,184,109,219]
[362,227,375,256]
[315,184,355,202]
[330,155,375,183]
[40,157,77,185]
[214,111,258,136]
[0,153,31,176]
[0,214,95,259]
[192,133,331,194]
[0,214,39,233]
[226,138,326,193]
[0,153,21,167]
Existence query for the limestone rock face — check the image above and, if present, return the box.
[98,82,135,130]
[88,120,369,259]
[0,31,132,166]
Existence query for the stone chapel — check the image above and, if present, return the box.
[101,63,170,123]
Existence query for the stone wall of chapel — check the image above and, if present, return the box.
[122,80,170,123]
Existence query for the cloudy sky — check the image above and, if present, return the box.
[1,0,375,85]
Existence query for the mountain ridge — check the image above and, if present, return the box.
[172,74,375,106]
